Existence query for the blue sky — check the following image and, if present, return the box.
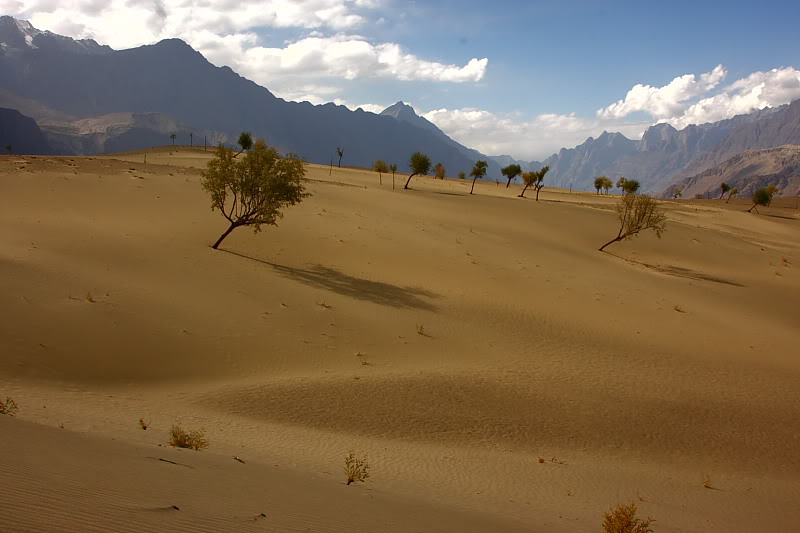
[5,0,800,159]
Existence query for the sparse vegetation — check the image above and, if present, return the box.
[373,159,389,185]
[416,323,426,336]
[502,164,522,188]
[765,184,780,206]
[519,166,550,199]
[602,502,655,533]
[702,473,713,489]
[458,171,465,180]
[672,188,682,199]
[170,133,176,146]
[616,177,627,193]
[138,417,151,430]
[594,176,605,194]
[405,152,431,189]
[336,146,344,168]
[201,139,308,249]
[344,451,370,485]
[719,182,731,199]
[748,188,771,213]
[599,194,667,252]
[0,397,18,416]
[168,424,209,450]
[622,179,641,195]
[469,160,488,194]
[726,187,738,203]
[235,131,253,157]
[434,162,446,180]
[389,163,398,189]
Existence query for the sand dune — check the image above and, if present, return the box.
[1,149,799,532]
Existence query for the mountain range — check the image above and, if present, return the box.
[1,15,799,197]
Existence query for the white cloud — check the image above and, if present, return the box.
[422,108,649,161]
[597,65,726,120]
[5,0,486,86]
[667,67,800,128]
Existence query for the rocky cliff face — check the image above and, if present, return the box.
[664,145,800,199]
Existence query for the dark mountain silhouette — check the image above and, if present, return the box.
[0,107,53,154]
[0,17,483,174]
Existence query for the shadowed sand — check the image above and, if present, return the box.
[1,148,799,532]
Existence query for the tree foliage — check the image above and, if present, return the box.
[373,159,389,185]
[616,177,627,192]
[458,171,465,179]
[719,182,731,199]
[622,179,641,195]
[501,164,522,188]
[235,131,253,157]
[519,166,550,199]
[201,139,308,249]
[469,160,488,194]
[599,194,666,251]
[594,176,605,194]
[748,188,771,213]
[434,162,446,179]
[404,152,431,189]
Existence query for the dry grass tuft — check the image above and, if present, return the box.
[416,323,426,336]
[85,292,96,303]
[702,473,713,489]
[344,451,370,485]
[168,424,209,450]
[602,502,655,533]
[673,304,686,313]
[139,417,151,430]
[0,396,19,416]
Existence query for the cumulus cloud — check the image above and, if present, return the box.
[597,65,726,120]
[421,108,650,161]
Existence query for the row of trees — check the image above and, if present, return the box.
[593,176,640,195]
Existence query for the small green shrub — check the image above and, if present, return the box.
[602,502,655,533]
[0,397,18,416]
[344,451,370,485]
[168,424,208,450]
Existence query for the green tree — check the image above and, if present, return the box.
[594,176,605,194]
[434,162,446,180]
[336,146,344,168]
[389,163,398,189]
[519,166,550,200]
[373,159,389,185]
[235,131,253,158]
[673,188,683,199]
[169,133,176,146]
[719,182,731,199]
[725,187,738,203]
[748,188,771,213]
[602,177,613,194]
[469,160,488,194]
[458,171,466,179]
[622,179,640,195]
[616,177,627,194]
[201,139,308,249]
[599,194,666,252]
[501,164,522,188]
[404,152,431,189]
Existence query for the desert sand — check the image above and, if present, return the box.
[1,147,799,532]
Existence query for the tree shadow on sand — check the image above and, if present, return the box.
[222,250,440,310]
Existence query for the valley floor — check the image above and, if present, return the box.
[1,148,799,532]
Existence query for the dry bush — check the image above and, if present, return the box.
[344,451,370,485]
[0,397,18,416]
[602,502,655,533]
[168,424,209,450]
[703,473,713,489]
[600,194,666,252]
[416,324,426,336]
[138,417,151,430]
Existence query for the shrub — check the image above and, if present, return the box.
[748,188,771,213]
[599,194,666,252]
[622,179,641,195]
[602,502,655,533]
[344,451,370,485]
[458,171,465,180]
[168,425,209,450]
[139,417,151,430]
[0,397,18,416]
[434,162,446,180]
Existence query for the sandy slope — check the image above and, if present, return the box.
[1,148,799,532]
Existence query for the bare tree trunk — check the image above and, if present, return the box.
[748,204,759,213]
[535,186,542,201]
[211,223,238,249]
[404,173,417,190]
[378,172,382,185]
[470,177,478,194]
[506,178,512,188]
[598,237,621,252]
[519,184,530,198]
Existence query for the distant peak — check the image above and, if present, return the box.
[380,101,418,118]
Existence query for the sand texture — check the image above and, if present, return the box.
[1,148,799,532]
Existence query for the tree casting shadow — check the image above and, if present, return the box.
[222,250,440,310]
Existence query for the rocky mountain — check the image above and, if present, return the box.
[0,107,53,154]
[664,145,800,199]
[542,106,784,193]
[0,17,484,173]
